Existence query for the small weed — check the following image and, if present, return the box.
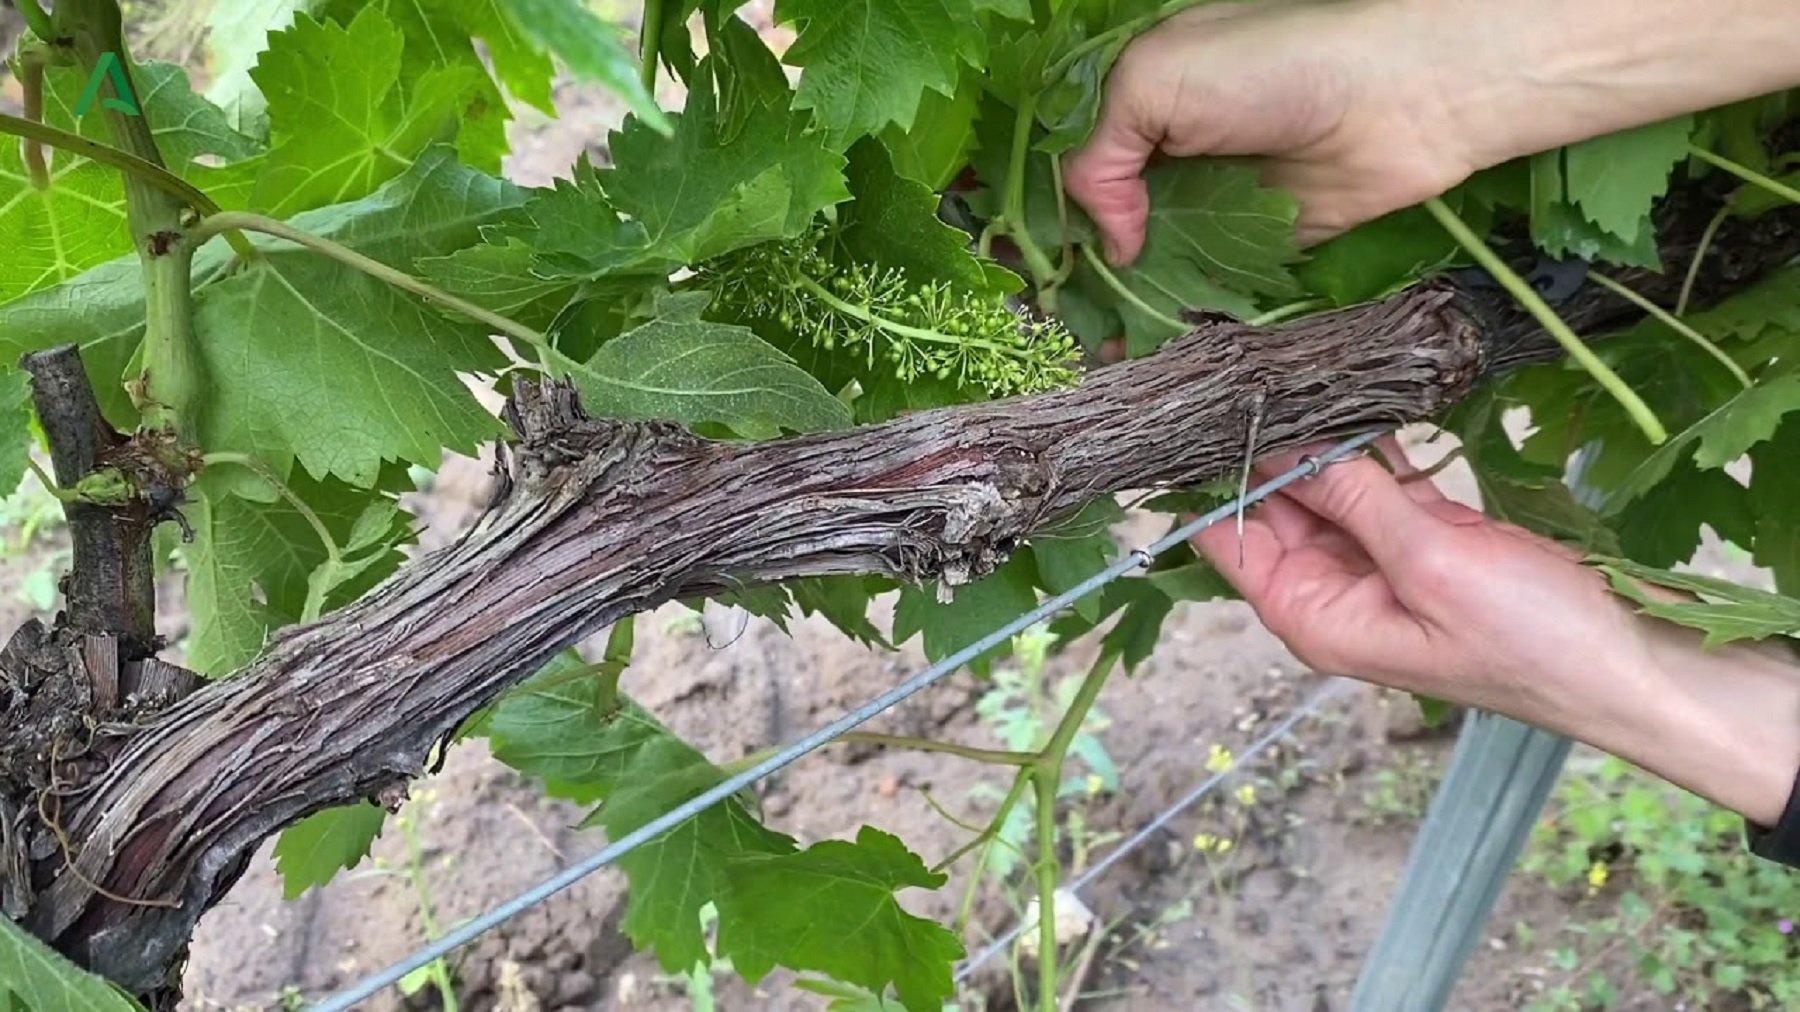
[1517,754,1800,1010]
[1358,746,1442,826]
[0,469,69,613]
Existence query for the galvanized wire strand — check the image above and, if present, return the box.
[954,675,1359,981]
[308,429,1382,1012]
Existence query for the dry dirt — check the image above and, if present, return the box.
[0,5,1773,1011]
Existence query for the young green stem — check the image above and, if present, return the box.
[837,732,1037,767]
[1587,272,1750,388]
[1689,145,1800,205]
[638,0,664,95]
[1079,243,1187,332]
[192,212,555,355]
[1422,196,1666,444]
[1675,206,1729,317]
[1025,653,1115,1012]
[1031,759,1061,1012]
[203,452,343,623]
[18,61,49,190]
[15,0,54,39]
[57,0,203,435]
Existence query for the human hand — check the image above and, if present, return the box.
[1189,437,1658,730]
[1191,436,1800,827]
[1063,0,1474,261]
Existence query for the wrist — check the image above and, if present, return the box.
[1606,622,1800,826]
[1387,0,1800,173]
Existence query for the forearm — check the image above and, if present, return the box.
[1394,0,1800,172]
[1583,623,1800,827]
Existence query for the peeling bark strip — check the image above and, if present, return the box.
[13,187,1800,994]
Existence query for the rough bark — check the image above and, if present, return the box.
[6,181,1800,996]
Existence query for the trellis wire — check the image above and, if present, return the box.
[955,675,1356,981]
[308,429,1382,1012]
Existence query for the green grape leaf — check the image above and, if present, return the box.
[1028,498,1123,622]
[1594,365,1800,510]
[584,735,796,974]
[1448,388,1621,551]
[1058,161,1302,353]
[837,139,1017,296]
[790,576,893,649]
[1750,419,1800,594]
[183,490,281,675]
[495,0,667,132]
[0,918,140,1012]
[1129,157,1305,298]
[1515,323,1745,506]
[436,0,558,113]
[1614,462,1754,567]
[489,635,798,973]
[1527,149,1662,269]
[1686,265,1800,347]
[494,156,656,280]
[1563,115,1694,245]
[313,0,535,174]
[481,628,637,804]
[1097,577,1187,671]
[271,802,388,899]
[878,73,983,190]
[413,237,580,330]
[192,151,518,486]
[0,61,254,302]
[0,371,30,499]
[204,0,326,135]
[566,290,851,437]
[243,7,485,218]
[717,827,963,1012]
[773,0,986,144]
[183,467,416,674]
[1589,556,1800,647]
[892,553,1039,677]
[0,258,160,430]
[598,53,850,267]
[1295,199,1469,307]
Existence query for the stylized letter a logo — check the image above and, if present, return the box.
[73,52,140,117]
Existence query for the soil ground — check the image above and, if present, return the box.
[0,5,1776,1011]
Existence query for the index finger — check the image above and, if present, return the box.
[1062,105,1159,265]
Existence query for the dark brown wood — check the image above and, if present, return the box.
[8,184,1800,996]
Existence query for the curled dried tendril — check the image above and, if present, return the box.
[697,227,1082,398]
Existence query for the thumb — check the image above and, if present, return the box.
[1267,451,1443,577]
[1062,105,1159,265]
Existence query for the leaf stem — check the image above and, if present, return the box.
[837,732,1037,767]
[17,56,49,190]
[1588,272,1750,388]
[1078,243,1186,332]
[0,111,258,259]
[1248,298,1328,327]
[192,212,555,355]
[1688,145,1800,205]
[1025,652,1115,1012]
[202,452,343,623]
[1032,754,1061,1012]
[15,0,53,39]
[1422,196,1665,444]
[637,0,663,96]
[1675,205,1729,318]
